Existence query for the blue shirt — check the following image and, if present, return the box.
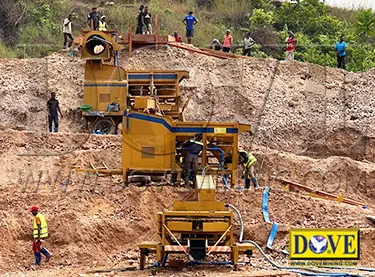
[336,41,347,57]
[184,15,197,30]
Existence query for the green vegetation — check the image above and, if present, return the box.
[1,0,375,71]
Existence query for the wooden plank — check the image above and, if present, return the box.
[200,47,253,60]
[200,47,237,57]
[167,42,229,59]
[278,178,366,207]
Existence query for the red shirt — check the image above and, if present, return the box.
[175,35,182,42]
[223,34,233,48]
[286,37,296,51]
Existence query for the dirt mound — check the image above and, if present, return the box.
[0,130,121,185]
[256,148,375,206]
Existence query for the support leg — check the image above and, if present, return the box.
[140,249,146,270]
[232,246,239,271]
[156,245,163,265]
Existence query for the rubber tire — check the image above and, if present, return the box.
[93,118,116,134]
[128,175,151,184]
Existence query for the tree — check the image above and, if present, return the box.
[275,0,328,35]
[249,8,275,29]
[355,9,375,37]
[0,0,24,45]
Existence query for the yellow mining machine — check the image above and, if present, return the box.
[79,30,188,134]
[77,31,255,269]
[139,177,256,269]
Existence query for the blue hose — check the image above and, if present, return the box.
[207,147,228,187]
[266,222,278,250]
[226,202,362,277]
[262,187,271,223]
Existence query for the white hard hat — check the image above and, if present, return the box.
[101,15,106,19]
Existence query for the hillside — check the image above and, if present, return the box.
[2,0,375,71]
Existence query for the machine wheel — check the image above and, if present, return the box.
[128,175,152,184]
[151,175,166,182]
[93,118,116,134]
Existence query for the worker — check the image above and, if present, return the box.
[285,31,297,61]
[143,6,152,35]
[99,15,107,31]
[136,5,144,34]
[63,14,74,49]
[243,32,255,56]
[181,133,203,186]
[183,11,198,44]
[210,39,222,51]
[222,29,233,53]
[47,92,63,133]
[88,7,99,31]
[30,205,51,265]
[173,31,182,42]
[335,35,347,70]
[238,149,259,190]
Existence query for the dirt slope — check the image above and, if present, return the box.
[0,53,84,133]
[1,179,374,274]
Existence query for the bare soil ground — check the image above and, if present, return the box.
[1,47,375,276]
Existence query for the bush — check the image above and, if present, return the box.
[0,43,17,58]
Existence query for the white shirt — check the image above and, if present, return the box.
[63,18,72,34]
[244,37,255,49]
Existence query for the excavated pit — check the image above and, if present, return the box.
[1,47,375,276]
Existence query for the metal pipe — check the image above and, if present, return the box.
[206,225,232,255]
[205,147,228,187]
[86,35,113,46]
[225,203,244,242]
[111,33,121,80]
[125,109,130,130]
